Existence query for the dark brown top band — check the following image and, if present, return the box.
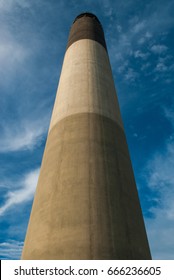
[66,13,107,51]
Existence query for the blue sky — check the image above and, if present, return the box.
[0,0,174,260]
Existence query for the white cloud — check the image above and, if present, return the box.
[145,141,174,259]
[0,39,29,67]
[138,31,152,45]
[108,0,174,77]
[153,55,174,73]
[0,0,14,10]
[147,142,174,190]
[0,168,39,216]
[145,209,174,259]
[101,0,113,16]
[112,52,123,62]
[151,44,168,54]
[138,37,146,45]
[0,27,31,86]
[0,0,30,11]
[155,62,168,72]
[132,20,146,34]
[158,55,172,63]
[145,31,152,39]
[0,117,48,153]
[0,42,30,88]
[134,50,149,59]
[144,106,174,259]
[117,60,129,73]
[164,106,174,124]
[108,11,171,83]
[0,3,52,153]
[133,133,138,137]
[0,240,23,259]
[124,68,138,82]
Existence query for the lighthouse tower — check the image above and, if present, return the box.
[22,13,151,260]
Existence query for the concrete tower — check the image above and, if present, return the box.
[22,13,151,260]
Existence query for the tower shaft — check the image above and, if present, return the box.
[22,13,151,260]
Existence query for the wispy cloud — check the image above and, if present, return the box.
[154,61,174,73]
[138,32,152,45]
[164,106,174,124]
[141,62,151,71]
[155,62,168,72]
[151,44,168,54]
[117,60,129,73]
[0,118,48,153]
[124,68,139,82]
[147,142,174,191]
[134,50,150,59]
[131,20,146,34]
[0,30,31,87]
[0,168,39,216]
[145,140,174,259]
[144,106,174,259]
[0,1,54,154]
[0,240,23,260]
[107,1,174,78]
[0,39,29,67]
[0,0,30,11]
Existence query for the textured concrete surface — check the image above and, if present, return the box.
[22,13,151,260]
[22,113,151,259]
[49,39,123,132]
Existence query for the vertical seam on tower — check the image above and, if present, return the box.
[96,47,115,257]
[94,40,114,258]
[87,40,93,259]
[115,128,132,259]
[48,118,67,258]
[100,113,115,257]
